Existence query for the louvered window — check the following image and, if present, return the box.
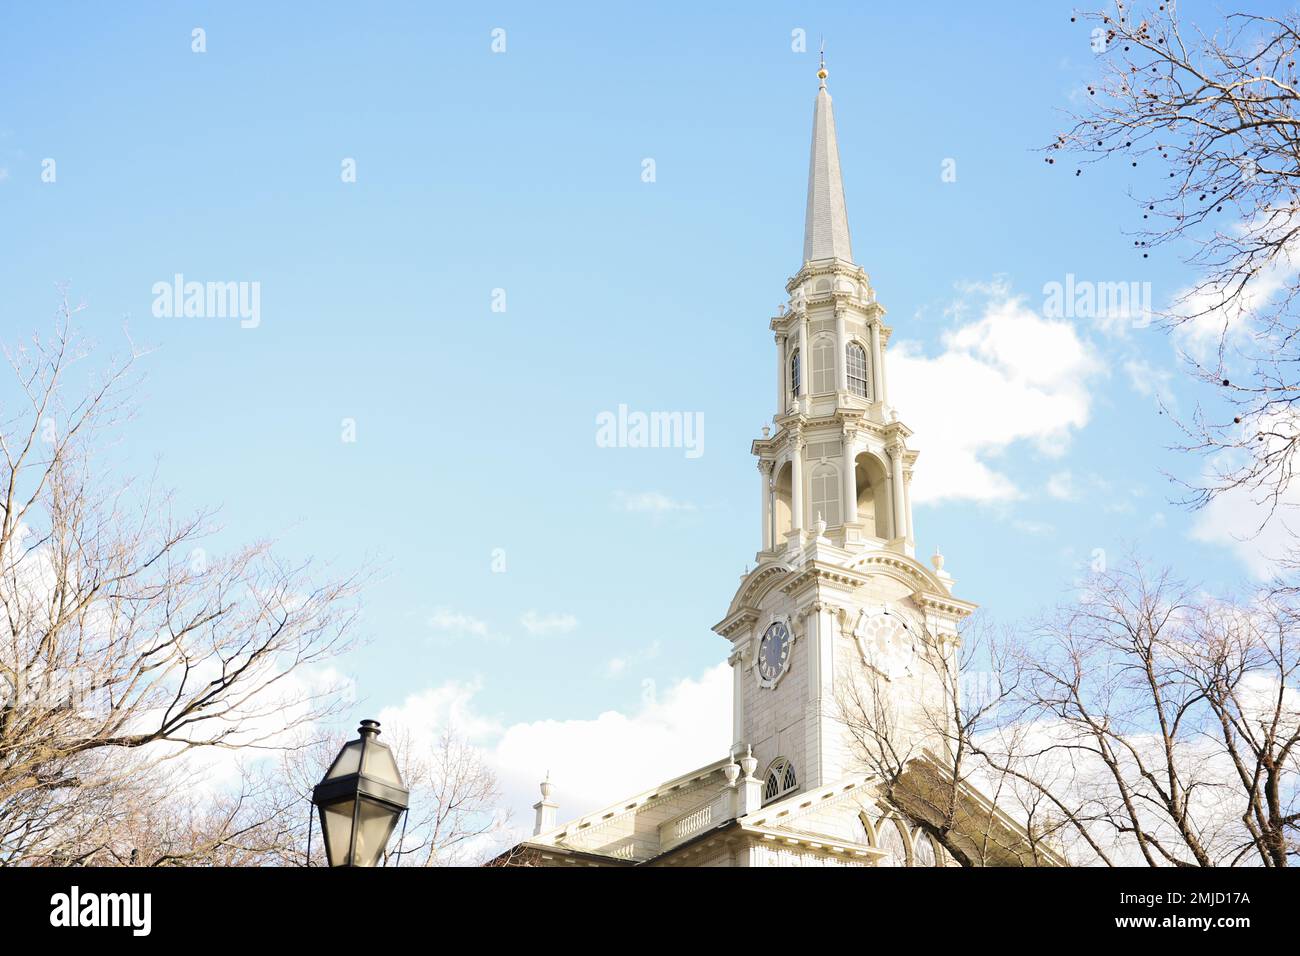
[811,337,836,394]
[809,464,841,527]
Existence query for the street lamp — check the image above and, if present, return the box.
[311,719,409,867]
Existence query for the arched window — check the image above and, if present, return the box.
[914,832,941,867]
[809,464,841,527]
[763,757,798,802]
[789,349,801,400]
[846,342,869,398]
[811,336,836,394]
[874,816,909,867]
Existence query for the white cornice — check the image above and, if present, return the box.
[785,259,868,293]
[742,825,882,860]
[714,608,759,640]
[911,590,978,619]
[715,561,794,636]
[779,559,871,596]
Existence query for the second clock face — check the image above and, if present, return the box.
[854,609,917,681]
[757,621,792,684]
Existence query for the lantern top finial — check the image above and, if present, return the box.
[358,719,381,737]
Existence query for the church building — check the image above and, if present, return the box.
[495,62,1055,868]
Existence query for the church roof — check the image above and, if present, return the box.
[491,757,889,866]
[495,756,736,865]
[802,62,854,264]
[489,753,1065,867]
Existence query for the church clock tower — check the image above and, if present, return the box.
[713,59,976,800]
[493,56,1059,870]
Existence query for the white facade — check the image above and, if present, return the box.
[497,62,1048,869]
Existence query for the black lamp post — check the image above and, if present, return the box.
[311,719,409,867]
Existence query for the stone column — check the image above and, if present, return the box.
[775,334,786,415]
[797,314,808,409]
[730,648,746,751]
[903,469,915,554]
[802,602,841,789]
[803,605,822,699]
[869,320,885,405]
[834,309,848,393]
[759,462,772,551]
[890,443,907,543]
[841,440,858,525]
[802,605,822,789]
[770,475,778,549]
[790,439,804,536]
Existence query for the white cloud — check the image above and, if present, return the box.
[1012,518,1055,536]
[613,491,696,513]
[520,610,578,636]
[1046,471,1077,501]
[891,289,1102,503]
[1161,238,1300,579]
[427,607,490,639]
[1190,483,1298,579]
[604,640,661,678]
[378,664,733,852]
[1189,414,1300,577]
[491,664,731,821]
[378,678,504,743]
[1172,241,1298,361]
[425,609,579,641]
[0,168,9,183]
[1123,357,1178,411]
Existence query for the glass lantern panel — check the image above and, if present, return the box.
[324,740,363,780]
[319,798,356,867]
[361,742,401,786]
[351,796,401,867]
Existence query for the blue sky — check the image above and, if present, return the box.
[1,2,1287,817]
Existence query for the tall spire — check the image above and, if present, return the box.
[802,51,854,264]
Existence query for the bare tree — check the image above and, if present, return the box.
[978,557,1298,866]
[1178,590,1300,865]
[0,298,362,865]
[1052,5,1300,517]
[1036,6,1300,865]
[835,617,1064,866]
[37,760,316,866]
[387,728,507,866]
[838,556,1299,866]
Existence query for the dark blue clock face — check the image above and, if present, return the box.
[758,622,790,682]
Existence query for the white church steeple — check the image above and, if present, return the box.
[803,53,854,265]
[714,62,974,798]
[753,59,915,561]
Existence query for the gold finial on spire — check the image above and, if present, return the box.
[818,37,827,85]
